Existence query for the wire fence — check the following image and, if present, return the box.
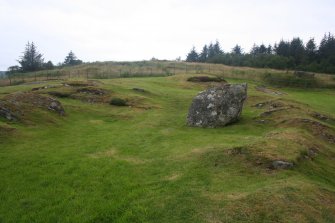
[0,62,232,86]
[0,61,334,89]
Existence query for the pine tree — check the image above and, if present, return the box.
[186,47,199,62]
[267,45,273,54]
[213,40,223,56]
[319,33,335,61]
[18,42,44,72]
[290,38,305,65]
[305,38,317,63]
[250,44,259,55]
[232,45,242,55]
[199,45,208,62]
[258,44,267,54]
[274,40,290,57]
[208,43,215,59]
[64,51,82,66]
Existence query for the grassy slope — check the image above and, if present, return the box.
[0,74,335,222]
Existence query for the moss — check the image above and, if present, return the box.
[110,97,127,106]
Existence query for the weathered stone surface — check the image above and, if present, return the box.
[187,83,247,128]
[271,160,294,169]
[0,103,18,121]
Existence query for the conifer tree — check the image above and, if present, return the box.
[213,40,223,55]
[290,38,305,65]
[232,45,242,55]
[199,45,208,62]
[18,42,44,72]
[305,38,317,63]
[186,47,199,62]
[63,51,82,66]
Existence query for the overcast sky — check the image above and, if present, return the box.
[0,0,334,70]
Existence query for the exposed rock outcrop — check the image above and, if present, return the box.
[187,84,247,127]
[0,92,65,121]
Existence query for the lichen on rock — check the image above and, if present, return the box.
[187,84,247,128]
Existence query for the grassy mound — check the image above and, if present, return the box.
[0,92,65,123]
[0,73,334,222]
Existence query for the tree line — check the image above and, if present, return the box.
[186,33,335,74]
[7,42,83,74]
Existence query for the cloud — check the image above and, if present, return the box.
[0,0,334,70]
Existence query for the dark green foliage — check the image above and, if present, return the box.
[17,42,44,72]
[199,45,208,62]
[188,33,335,74]
[213,40,223,56]
[275,40,291,57]
[44,61,54,70]
[251,44,269,55]
[289,38,305,65]
[319,33,335,59]
[63,51,83,66]
[263,72,320,88]
[305,38,317,63]
[110,98,127,106]
[232,45,243,55]
[186,47,199,62]
[208,41,223,60]
[7,66,21,73]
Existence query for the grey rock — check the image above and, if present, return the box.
[0,103,18,121]
[271,160,294,169]
[0,92,65,121]
[133,88,146,92]
[47,100,65,115]
[187,83,247,128]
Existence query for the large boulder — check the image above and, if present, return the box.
[187,84,247,127]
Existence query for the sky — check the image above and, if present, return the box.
[0,0,334,70]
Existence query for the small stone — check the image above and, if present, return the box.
[132,88,146,92]
[271,160,294,169]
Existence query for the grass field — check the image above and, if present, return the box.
[0,66,335,222]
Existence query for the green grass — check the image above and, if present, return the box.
[0,74,335,222]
